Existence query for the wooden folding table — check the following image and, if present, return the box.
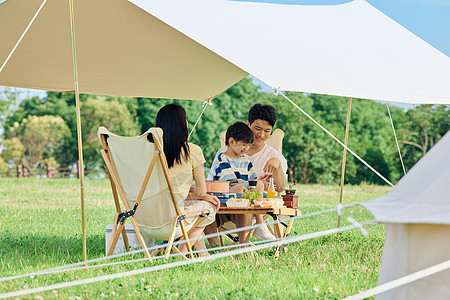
[217,206,301,258]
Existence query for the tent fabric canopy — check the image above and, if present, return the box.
[130,0,450,105]
[361,131,450,225]
[1,0,449,104]
[0,0,247,100]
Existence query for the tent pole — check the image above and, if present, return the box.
[337,97,352,234]
[69,0,87,261]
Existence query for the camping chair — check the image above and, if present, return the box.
[218,128,285,245]
[98,127,210,260]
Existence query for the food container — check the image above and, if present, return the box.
[205,180,230,194]
[254,198,284,207]
[226,198,251,207]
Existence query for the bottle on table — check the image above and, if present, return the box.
[267,177,276,198]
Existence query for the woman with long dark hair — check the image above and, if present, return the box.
[155,104,219,254]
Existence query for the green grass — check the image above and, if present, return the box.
[0,178,391,299]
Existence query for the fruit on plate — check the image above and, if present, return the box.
[242,190,262,202]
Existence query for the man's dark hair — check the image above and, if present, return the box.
[248,104,277,127]
[225,122,254,145]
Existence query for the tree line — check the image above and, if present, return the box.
[0,79,448,185]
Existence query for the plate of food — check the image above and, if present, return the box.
[226,198,251,207]
[254,198,284,207]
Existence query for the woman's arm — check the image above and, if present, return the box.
[186,164,220,210]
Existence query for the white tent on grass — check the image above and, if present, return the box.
[361,131,450,299]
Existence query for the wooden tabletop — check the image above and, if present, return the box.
[218,206,301,216]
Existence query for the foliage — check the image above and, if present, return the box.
[398,104,449,172]
[81,97,139,168]
[1,79,448,184]
[0,156,7,173]
[0,137,25,166]
[6,115,71,170]
[0,87,19,129]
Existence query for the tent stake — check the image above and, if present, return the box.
[337,98,352,235]
[69,0,87,261]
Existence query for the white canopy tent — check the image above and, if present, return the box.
[130,0,450,105]
[361,132,450,299]
[0,0,247,100]
[1,0,449,104]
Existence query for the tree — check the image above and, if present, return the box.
[0,87,20,131]
[7,115,71,170]
[399,104,449,171]
[0,156,7,173]
[0,137,25,166]
[81,97,139,168]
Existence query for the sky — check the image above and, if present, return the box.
[1,0,449,106]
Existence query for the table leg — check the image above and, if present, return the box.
[282,218,295,253]
[273,220,284,258]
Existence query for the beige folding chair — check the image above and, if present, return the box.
[218,128,285,245]
[98,127,210,260]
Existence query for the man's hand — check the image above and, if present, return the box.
[258,174,271,190]
[263,157,281,173]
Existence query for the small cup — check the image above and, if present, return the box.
[248,180,258,189]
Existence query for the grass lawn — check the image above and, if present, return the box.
[0,178,391,299]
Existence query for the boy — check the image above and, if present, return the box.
[207,122,273,244]
[211,122,259,189]
[207,104,287,241]
[208,104,287,192]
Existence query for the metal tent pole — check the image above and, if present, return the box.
[337,98,352,234]
[69,0,87,261]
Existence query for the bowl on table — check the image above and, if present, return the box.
[285,189,296,195]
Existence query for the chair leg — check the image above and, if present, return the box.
[151,247,164,257]
[165,219,179,258]
[121,226,130,252]
[129,217,152,260]
[179,220,194,259]
[107,223,124,256]
[187,216,206,235]
[171,246,188,260]
[107,214,120,253]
